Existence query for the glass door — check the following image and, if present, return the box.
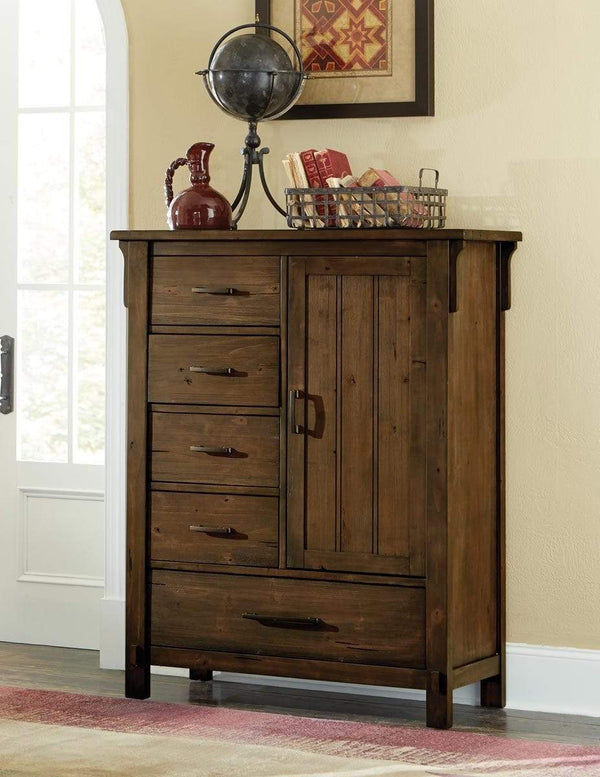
[0,0,108,648]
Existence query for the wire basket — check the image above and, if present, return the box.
[286,168,447,230]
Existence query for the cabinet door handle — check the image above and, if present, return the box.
[288,389,303,434]
[189,366,234,376]
[242,613,323,629]
[189,525,234,536]
[191,286,237,295]
[189,445,234,456]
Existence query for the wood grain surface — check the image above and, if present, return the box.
[152,570,426,668]
[148,334,280,407]
[151,412,280,488]
[114,231,521,729]
[151,256,280,325]
[151,491,278,568]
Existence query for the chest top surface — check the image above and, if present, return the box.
[111,228,522,243]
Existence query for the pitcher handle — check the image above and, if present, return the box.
[165,157,188,206]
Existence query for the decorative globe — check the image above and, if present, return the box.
[200,24,306,122]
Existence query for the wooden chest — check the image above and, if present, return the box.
[114,228,521,728]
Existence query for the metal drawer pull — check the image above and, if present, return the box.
[242,613,323,629]
[288,389,304,435]
[189,366,234,376]
[191,286,237,295]
[189,445,234,455]
[189,525,234,536]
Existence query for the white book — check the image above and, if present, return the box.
[325,177,353,228]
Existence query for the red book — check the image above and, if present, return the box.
[314,149,352,184]
[312,149,352,227]
[300,148,332,224]
[300,149,323,188]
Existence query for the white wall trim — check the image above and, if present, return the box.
[18,572,104,588]
[98,0,129,669]
[151,643,600,718]
[505,643,600,717]
[18,488,105,588]
[99,596,125,669]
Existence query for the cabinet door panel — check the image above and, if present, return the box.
[378,276,410,558]
[305,275,337,553]
[340,276,374,553]
[288,257,426,577]
[377,275,427,574]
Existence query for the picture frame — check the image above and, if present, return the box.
[255,0,434,120]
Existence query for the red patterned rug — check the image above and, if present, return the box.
[0,686,598,776]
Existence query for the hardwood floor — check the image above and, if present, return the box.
[0,642,598,746]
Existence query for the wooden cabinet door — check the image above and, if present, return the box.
[287,256,426,577]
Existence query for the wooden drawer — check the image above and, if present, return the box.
[152,256,280,325]
[151,412,279,488]
[151,491,278,567]
[148,335,280,407]
[151,571,426,668]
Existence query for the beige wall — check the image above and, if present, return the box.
[121,0,600,650]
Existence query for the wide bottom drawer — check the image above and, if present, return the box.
[151,571,425,668]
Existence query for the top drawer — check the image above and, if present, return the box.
[152,256,280,326]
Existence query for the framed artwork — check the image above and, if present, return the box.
[255,0,434,120]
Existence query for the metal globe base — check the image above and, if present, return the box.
[228,122,286,229]
[198,23,307,228]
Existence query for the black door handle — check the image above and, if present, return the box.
[189,445,234,456]
[189,525,234,536]
[189,366,235,376]
[0,336,14,415]
[191,286,238,295]
[242,613,323,629]
[288,389,304,434]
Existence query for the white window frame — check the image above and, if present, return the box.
[17,0,108,468]
[98,0,129,669]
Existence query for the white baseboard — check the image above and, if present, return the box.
[214,670,479,705]
[151,643,600,718]
[99,597,125,670]
[151,665,190,677]
[505,643,600,717]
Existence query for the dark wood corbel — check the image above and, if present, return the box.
[498,241,518,311]
[449,240,467,313]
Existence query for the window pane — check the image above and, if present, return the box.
[18,291,69,463]
[75,0,106,106]
[74,112,106,283]
[18,113,70,283]
[74,290,105,464]
[19,0,71,108]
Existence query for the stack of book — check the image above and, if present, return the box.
[282,148,428,228]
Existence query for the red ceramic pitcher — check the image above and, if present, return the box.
[165,142,232,230]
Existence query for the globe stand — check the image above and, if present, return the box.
[230,121,286,230]
[199,22,307,229]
